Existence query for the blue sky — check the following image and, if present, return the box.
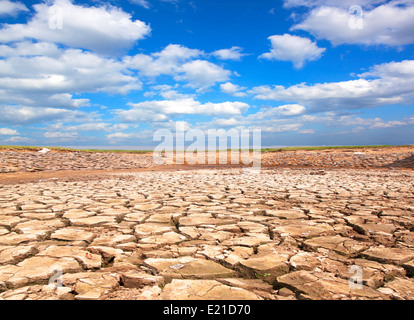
[0,0,413,148]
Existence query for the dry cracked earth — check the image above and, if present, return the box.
[0,149,414,300]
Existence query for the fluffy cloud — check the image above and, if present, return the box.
[250,60,414,112]
[259,34,325,68]
[117,98,249,123]
[125,44,203,77]
[369,116,414,128]
[206,104,308,133]
[44,131,78,139]
[152,43,203,63]
[0,44,141,111]
[126,45,231,90]
[149,84,194,100]
[177,60,231,91]
[211,115,304,133]
[245,105,307,120]
[106,129,153,143]
[0,0,28,16]
[46,94,90,109]
[299,112,414,132]
[291,2,414,46]
[276,104,307,116]
[208,106,414,136]
[51,122,129,133]
[0,0,151,55]
[0,127,19,135]
[0,41,61,57]
[0,105,97,125]
[212,118,241,127]
[220,82,247,97]
[359,59,414,79]
[3,136,31,143]
[212,46,246,60]
[107,132,132,140]
[116,108,168,123]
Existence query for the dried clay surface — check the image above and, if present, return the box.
[0,149,413,300]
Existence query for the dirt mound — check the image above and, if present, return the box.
[388,153,414,168]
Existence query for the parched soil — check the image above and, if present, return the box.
[0,147,413,300]
[261,145,414,169]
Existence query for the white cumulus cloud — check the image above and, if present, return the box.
[0,105,97,125]
[126,44,230,90]
[0,0,28,16]
[250,59,414,112]
[117,98,250,123]
[125,44,203,77]
[276,104,307,116]
[0,0,151,55]
[0,127,19,135]
[177,60,231,91]
[220,82,247,97]
[0,46,141,112]
[291,2,414,47]
[259,34,325,68]
[212,46,246,60]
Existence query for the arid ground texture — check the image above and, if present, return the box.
[0,146,413,300]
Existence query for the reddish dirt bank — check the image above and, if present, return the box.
[0,146,413,185]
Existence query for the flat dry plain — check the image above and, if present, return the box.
[0,146,413,300]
